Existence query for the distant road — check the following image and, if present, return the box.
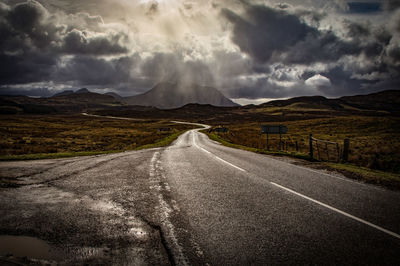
[1,117,399,265]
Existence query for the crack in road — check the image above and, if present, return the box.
[149,151,189,266]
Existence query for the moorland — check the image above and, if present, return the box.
[1,89,399,184]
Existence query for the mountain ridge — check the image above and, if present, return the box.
[1,88,399,115]
[123,82,239,109]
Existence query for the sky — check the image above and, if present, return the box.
[0,0,399,104]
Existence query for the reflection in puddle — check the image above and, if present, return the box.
[0,235,66,261]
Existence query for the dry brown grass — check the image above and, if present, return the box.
[0,114,195,156]
[209,116,400,173]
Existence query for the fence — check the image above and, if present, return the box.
[260,133,349,163]
[309,134,350,163]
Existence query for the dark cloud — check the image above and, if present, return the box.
[345,20,371,38]
[347,2,381,13]
[7,0,48,32]
[55,55,133,86]
[0,0,130,89]
[218,2,400,99]
[383,0,400,11]
[62,29,128,55]
[0,86,55,97]
[221,4,361,65]
[1,0,399,101]
[221,4,314,63]
[0,1,129,55]
[282,31,360,64]
[0,52,58,85]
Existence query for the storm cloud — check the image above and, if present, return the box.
[0,0,399,102]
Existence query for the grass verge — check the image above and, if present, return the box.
[203,131,312,161]
[135,130,186,150]
[204,131,400,189]
[0,130,188,161]
[324,163,400,189]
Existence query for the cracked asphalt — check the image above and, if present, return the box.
[1,124,400,265]
[0,149,173,265]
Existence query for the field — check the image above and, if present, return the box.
[1,101,400,182]
[0,114,196,159]
[207,116,400,174]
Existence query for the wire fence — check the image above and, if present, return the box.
[259,134,349,163]
[310,136,341,162]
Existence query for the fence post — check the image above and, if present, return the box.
[316,141,321,160]
[325,142,329,161]
[336,143,340,163]
[343,138,350,162]
[309,134,313,159]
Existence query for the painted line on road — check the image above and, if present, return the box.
[214,155,247,172]
[192,131,246,172]
[270,182,400,240]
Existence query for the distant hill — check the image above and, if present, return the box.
[1,88,399,116]
[262,96,345,110]
[105,92,123,100]
[123,82,239,109]
[339,90,400,113]
[259,90,400,113]
[0,89,123,114]
[75,88,90,94]
[53,90,74,97]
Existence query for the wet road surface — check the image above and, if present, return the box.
[1,124,400,265]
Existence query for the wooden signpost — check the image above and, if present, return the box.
[213,127,229,133]
[261,125,288,150]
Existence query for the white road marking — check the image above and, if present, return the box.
[81,114,397,240]
[214,156,246,172]
[192,131,246,172]
[150,152,189,265]
[270,182,400,240]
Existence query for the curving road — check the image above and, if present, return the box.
[160,125,400,265]
[1,122,400,265]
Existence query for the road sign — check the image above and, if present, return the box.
[213,127,229,133]
[158,127,171,132]
[261,125,288,151]
[261,125,287,134]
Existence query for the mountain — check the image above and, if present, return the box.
[75,88,90,94]
[339,90,400,113]
[258,90,400,113]
[52,88,89,97]
[0,88,124,114]
[262,96,345,110]
[123,82,239,109]
[105,92,123,100]
[53,90,74,97]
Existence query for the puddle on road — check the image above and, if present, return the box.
[0,235,66,261]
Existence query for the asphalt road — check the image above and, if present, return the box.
[161,126,400,265]
[1,123,400,265]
